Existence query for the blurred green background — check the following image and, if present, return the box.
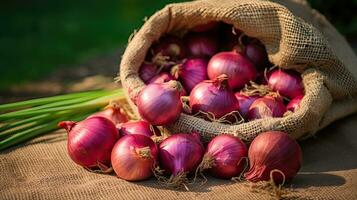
[1,0,356,90]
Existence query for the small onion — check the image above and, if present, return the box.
[245,42,269,70]
[207,51,257,89]
[151,35,185,60]
[159,133,204,185]
[148,72,175,84]
[111,134,158,181]
[245,131,302,184]
[247,96,286,121]
[185,32,218,58]
[172,58,208,92]
[189,74,239,120]
[118,120,159,137]
[268,69,304,99]
[88,103,129,126]
[139,62,158,83]
[234,93,260,118]
[286,95,303,112]
[137,80,182,125]
[202,134,248,179]
[58,116,119,171]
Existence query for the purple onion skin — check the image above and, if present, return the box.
[286,95,303,112]
[206,135,248,179]
[178,58,208,92]
[185,32,218,58]
[245,42,269,70]
[268,69,304,99]
[139,63,158,83]
[111,134,158,181]
[245,131,302,184]
[59,117,119,168]
[151,35,186,60]
[137,81,182,126]
[247,96,287,121]
[235,93,260,118]
[119,120,158,137]
[148,72,175,84]
[207,51,257,90]
[159,133,204,176]
[189,77,239,119]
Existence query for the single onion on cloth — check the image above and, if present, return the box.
[286,95,303,112]
[137,80,183,126]
[58,116,119,172]
[111,134,158,181]
[189,74,239,122]
[172,58,208,93]
[245,131,302,184]
[197,134,248,179]
[268,69,304,99]
[158,133,204,189]
[247,96,286,121]
[207,50,257,89]
[118,120,159,137]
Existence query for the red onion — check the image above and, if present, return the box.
[148,72,175,84]
[268,69,304,99]
[245,42,269,70]
[88,103,129,126]
[286,95,303,112]
[119,120,159,137]
[189,75,239,120]
[159,133,204,186]
[140,62,158,83]
[172,58,208,92]
[137,80,182,125]
[202,134,247,179]
[185,32,218,58]
[58,116,119,171]
[151,35,185,60]
[191,21,219,32]
[207,51,257,89]
[111,134,158,181]
[245,131,302,184]
[234,93,259,118]
[247,96,286,121]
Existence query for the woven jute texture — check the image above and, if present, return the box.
[119,0,357,141]
[1,114,356,200]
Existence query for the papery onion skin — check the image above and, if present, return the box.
[119,120,159,137]
[111,134,158,181]
[139,63,158,83]
[245,42,269,70]
[247,96,286,121]
[185,32,218,58]
[189,75,239,119]
[137,80,182,125]
[148,72,175,84]
[245,131,302,184]
[205,134,248,179]
[235,93,260,118]
[58,116,119,168]
[286,95,303,112]
[159,133,204,176]
[207,51,257,89]
[88,104,129,126]
[176,58,208,92]
[268,69,304,99]
[151,35,185,60]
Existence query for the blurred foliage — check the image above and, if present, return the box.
[0,0,356,89]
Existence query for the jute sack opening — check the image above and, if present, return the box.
[120,0,357,142]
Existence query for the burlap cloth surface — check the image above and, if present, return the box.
[0,113,356,200]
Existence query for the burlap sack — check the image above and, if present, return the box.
[119,0,357,141]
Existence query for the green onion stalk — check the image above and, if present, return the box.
[0,89,126,151]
